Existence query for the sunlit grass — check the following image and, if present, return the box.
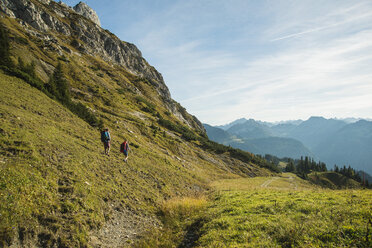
[197,174,372,247]
[134,196,208,247]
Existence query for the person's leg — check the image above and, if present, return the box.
[124,150,128,162]
[107,141,110,155]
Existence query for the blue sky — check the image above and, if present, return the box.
[63,0,372,125]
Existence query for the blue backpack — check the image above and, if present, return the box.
[101,131,110,142]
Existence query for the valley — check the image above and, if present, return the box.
[205,117,372,175]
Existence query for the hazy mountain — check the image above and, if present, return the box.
[227,119,273,139]
[335,117,372,123]
[230,137,315,159]
[216,118,248,130]
[205,123,314,159]
[314,120,372,174]
[270,123,298,137]
[203,124,236,144]
[286,116,347,150]
[209,116,372,174]
[358,171,372,183]
[271,119,303,126]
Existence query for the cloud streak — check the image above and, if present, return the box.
[271,10,372,41]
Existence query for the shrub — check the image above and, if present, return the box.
[44,63,102,128]
[158,117,198,141]
[135,96,156,113]
[0,25,13,67]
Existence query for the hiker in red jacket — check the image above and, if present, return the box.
[120,139,130,162]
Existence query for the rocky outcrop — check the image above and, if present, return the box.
[73,1,100,27]
[0,0,169,98]
[0,0,70,34]
[0,0,205,133]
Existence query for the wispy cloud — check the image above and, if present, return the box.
[271,10,372,41]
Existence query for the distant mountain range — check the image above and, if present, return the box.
[205,117,372,174]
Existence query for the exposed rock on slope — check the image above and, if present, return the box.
[73,1,100,26]
[0,0,203,131]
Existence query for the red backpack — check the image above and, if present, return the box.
[120,141,127,153]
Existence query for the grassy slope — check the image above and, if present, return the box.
[0,70,261,247]
[308,171,362,189]
[196,174,372,247]
[0,16,272,247]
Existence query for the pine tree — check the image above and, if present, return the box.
[47,63,70,103]
[0,25,13,67]
[285,161,295,172]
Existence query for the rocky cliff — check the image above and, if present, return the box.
[73,1,100,26]
[0,0,204,132]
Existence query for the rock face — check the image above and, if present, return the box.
[0,0,205,132]
[73,1,100,27]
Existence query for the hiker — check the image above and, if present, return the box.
[120,139,130,162]
[101,128,111,155]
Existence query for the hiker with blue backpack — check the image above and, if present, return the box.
[101,128,111,155]
[120,139,130,162]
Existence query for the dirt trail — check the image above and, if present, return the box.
[260,175,299,190]
[89,206,160,248]
[260,177,279,188]
[287,175,298,190]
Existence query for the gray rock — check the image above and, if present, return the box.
[73,1,100,27]
[39,0,50,4]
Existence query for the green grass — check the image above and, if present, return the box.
[0,63,270,247]
[308,171,362,189]
[195,174,372,247]
[0,13,283,247]
[134,196,208,247]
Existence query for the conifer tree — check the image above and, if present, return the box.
[285,161,295,172]
[0,25,13,67]
[47,62,70,103]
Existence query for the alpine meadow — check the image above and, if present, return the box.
[0,1,371,248]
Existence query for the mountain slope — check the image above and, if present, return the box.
[0,41,270,248]
[287,116,347,150]
[216,118,248,130]
[226,119,273,139]
[314,120,372,174]
[205,124,314,160]
[203,124,237,144]
[0,1,275,247]
[308,172,362,189]
[230,137,314,159]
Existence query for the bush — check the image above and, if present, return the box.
[67,102,102,128]
[46,63,103,128]
[158,117,198,141]
[0,65,50,95]
[135,96,156,114]
[0,25,13,67]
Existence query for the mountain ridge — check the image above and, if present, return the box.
[206,117,372,174]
